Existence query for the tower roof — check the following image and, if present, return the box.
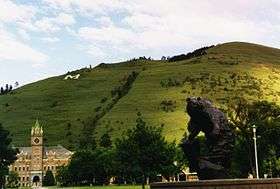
[31,119,43,136]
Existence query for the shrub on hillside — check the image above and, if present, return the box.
[111,71,139,98]
[160,100,177,112]
[160,78,181,88]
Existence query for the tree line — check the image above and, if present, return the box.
[57,113,186,189]
[0,82,19,95]
[0,84,13,95]
[168,45,215,62]
[227,99,280,178]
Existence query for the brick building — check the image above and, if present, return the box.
[9,120,73,187]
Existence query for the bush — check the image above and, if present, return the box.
[6,171,19,188]
[43,170,55,186]
[111,71,139,98]
[160,100,176,112]
[160,78,181,88]
[100,97,108,103]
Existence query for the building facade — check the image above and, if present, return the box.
[9,120,73,187]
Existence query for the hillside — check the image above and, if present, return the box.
[0,42,280,147]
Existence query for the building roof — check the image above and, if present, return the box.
[17,145,72,159]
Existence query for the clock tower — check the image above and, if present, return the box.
[30,119,43,186]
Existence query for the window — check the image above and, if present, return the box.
[19,167,21,171]
[23,167,25,171]
[27,167,29,171]
[51,166,54,170]
[48,166,50,170]
[14,167,17,171]
[23,177,25,181]
[27,177,29,181]
[44,166,46,170]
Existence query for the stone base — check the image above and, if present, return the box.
[150,178,280,189]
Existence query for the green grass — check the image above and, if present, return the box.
[48,185,148,189]
[1,42,280,147]
[16,185,149,189]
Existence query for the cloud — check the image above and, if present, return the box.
[34,18,60,33]
[17,29,30,40]
[31,62,46,68]
[34,17,60,33]
[75,0,280,59]
[86,45,106,58]
[78,26,135,47]
[42,0,72,11]
[43,0,125,16]
[96,16,114,27]
[41,37,60,43]
[0,27,48,63]
[0,0,36,23]
[56,13,76,25]
[0,1,75,34]
[34,13,75,33]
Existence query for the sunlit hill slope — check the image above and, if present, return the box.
[0,42,279,147]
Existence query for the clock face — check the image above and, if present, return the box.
[34,138,40,144]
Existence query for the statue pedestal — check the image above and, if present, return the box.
[150,179,280,189]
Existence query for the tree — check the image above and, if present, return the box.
[99,133,112,148]
[227,99,280,177]
[43,170,55,186]
[6,171,19,188]
[5,84,8,93]
[0,124,18,189]
[68,150,96,185]
[93,148,116,185]
[65,123,74,150]
[67,148,115,186]
[56,166,71,187]
[161,56,167,61]
[78,119,96,150]
[115,113,176,189]
[14,82,19,88]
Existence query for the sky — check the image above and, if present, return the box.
[0,0,280,86]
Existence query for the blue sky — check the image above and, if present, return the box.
[1,0,280,86]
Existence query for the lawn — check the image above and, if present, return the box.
[42,185,148,189]
[51,185,149,189]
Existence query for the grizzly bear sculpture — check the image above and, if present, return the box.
[181,97,235,180]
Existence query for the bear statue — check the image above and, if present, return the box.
[181,97,235,180]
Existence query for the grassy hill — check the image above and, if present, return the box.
[0,42,279,147]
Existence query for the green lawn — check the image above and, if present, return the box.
[33,185,148,189]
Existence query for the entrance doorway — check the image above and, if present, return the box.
[32,176,40,186]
